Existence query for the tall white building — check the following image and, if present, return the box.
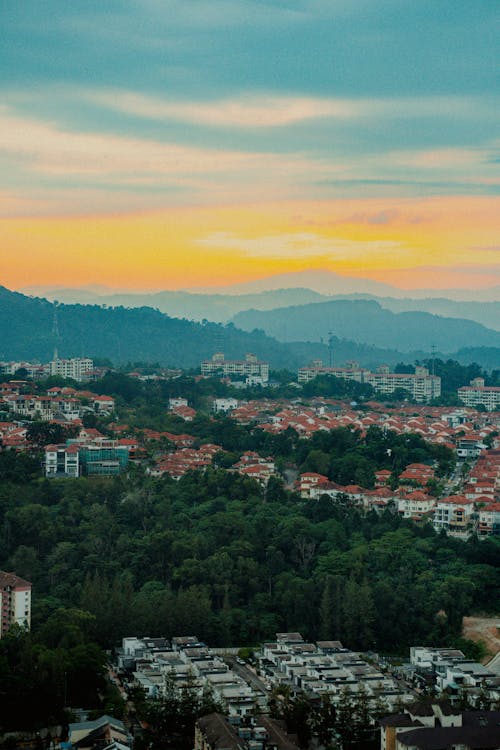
[0,572,32,637]
[50,357,94,381]
[458,378,500,411]
[201,352,269,382]
[298,361,441,402]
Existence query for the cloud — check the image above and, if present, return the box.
[85,90,357,128]
[84,89,495,129]
[197,231,403,259]
[0,106,330,195]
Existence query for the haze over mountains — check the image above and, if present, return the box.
[2,284,499,370]
[232,299,500,354]
[22,269,500,331]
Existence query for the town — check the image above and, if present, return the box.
[0,352,499,748]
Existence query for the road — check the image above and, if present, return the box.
[223,656,268,695]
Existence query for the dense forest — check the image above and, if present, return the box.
[1,372,500,730]
[1,446,498,652]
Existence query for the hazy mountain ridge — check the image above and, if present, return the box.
[2,286,498,370]
[0,286,416,369]
[21,282,500,331]
[232,299,500,356]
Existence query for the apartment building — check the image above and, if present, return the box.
[50,357,94,382]
[0,571,32,637]
[458,378,500,411]
[202,353,269,383]
[297,362,441,402]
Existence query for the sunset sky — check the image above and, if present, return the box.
[1,1,498,292]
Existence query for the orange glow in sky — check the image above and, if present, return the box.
[3,196,498,291]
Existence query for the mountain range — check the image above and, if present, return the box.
[22,272,500,330]
[2,285,498,370]
[232,299,500,355]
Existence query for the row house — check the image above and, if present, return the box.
[149,444,221,479]
[398,463,435,487]
[260,633,411,712]
[409,647,499,705]
[122,635,262,718]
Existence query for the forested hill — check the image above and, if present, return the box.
[0,285,411,368]
[232,299,500,353]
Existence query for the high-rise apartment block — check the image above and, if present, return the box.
[0,572,32,637]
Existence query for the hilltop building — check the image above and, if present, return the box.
[202,353,269,383]
[298,361,441,402]
[0,571,31,637]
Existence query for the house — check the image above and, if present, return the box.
[433,496,475,537]
[213,397,239,413]
[380,703,500,750]
[195,714,300,750]
[477,503,500,537]
[69,715,130,750]
[92,395,115,414]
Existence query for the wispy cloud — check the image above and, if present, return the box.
[197,231,403,259]
[84,89,494,129]
[0,106,329,194]
[85,91,357,128]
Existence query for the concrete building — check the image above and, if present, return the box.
[50,357,94,382]
[44,440,129,477]
[0,571,32,637]
[202,353,269,383]
[432,496,475,537]
[298,362,441,402]
[458,379,500,411]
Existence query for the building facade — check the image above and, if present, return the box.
[202,353,269,383]
[50,357,94,381]
[298,361,441,402]
[0,572,32,637]
[458,379,500,411]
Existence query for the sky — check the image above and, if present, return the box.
[1,0,498,292]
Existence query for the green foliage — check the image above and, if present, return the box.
[142,671,224,750]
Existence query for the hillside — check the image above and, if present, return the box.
[21,286,326,323]
[232,299,500,354]
[2,287,498,370]
[0,286,414,369]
